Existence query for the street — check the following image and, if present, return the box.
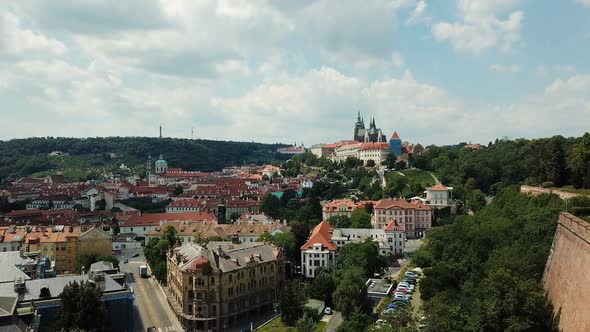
[325,312,343,332]
[118,249,184,332]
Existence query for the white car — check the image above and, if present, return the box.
[324,307,333,315]
[393,294,410,301]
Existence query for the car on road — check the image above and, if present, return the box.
[132,253,140,258]
[146,327,156,332]
[123,258,128,264]
[324,307,333,315]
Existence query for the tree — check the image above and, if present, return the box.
[327,215,352,228]
[309,267,336,306]
[173,185,183,196]
[333,268,372,318]
[395,160,407,170]
[296,313,316,332]
[280,189,298,207]
[336,313,373,332]
[366,159,376,167]
[385,153,397,169]
[229,212,241,222]
[278,281,305,326]
[350,209,372,228]
[570,133,590,188]
[260,194,282,220]
[466,189,486,212]
[56,281,107,332]
[336,239,387,277]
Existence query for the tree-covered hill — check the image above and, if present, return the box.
[0,137,289,182]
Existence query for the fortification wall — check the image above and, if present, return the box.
[543,212,590,331]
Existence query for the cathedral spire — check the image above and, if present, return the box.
[357,111,361,122]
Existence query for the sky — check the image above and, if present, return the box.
[0,0,589,146]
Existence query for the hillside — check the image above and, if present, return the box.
[0,137,289,183]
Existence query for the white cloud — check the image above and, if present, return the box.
[432,0,523,54]
[406,1,427,24]
[490,64,520,73]
[535,65,547,78]
[0,12,67,57]
[575,0,590,7]
[392,52,405,67]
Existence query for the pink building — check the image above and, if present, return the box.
[373,199,432,238]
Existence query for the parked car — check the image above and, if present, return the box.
[395,289,409,294]
[387,303,397,309]
[405,271,420,278]
[375,319,386,325]
[324,307,333,315]
[123,258,128,264]
[393,294,410,301]
[132,253,139,258]
[385,308,396,314]
[147,327,156,332]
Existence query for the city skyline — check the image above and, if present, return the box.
[0,1,589,145]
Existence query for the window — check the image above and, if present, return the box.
[212,305,217,315]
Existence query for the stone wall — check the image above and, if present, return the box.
[543,212,590,331]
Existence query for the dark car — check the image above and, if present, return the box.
[132,253,139,258]
[147,327,156,332]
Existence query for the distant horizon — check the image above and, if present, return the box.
[0,131,584,148]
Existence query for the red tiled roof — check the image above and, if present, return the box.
[300,220,336,251]
[122,212,217,227]
[429,183,448,191]
[385,219,404,231]
[5,209,42,217]
[359,142,389,151]
[193,256,210,270]
[374,198,431,211]
[391,131,400,140]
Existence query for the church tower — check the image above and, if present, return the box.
[354,111,366,141]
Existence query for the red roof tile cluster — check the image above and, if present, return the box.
[359,142,389,151]
[391,131,400,140]
[429,183,448,191]
[374,198,431,211]
[122,212,217,227]
[385,219,404,231]
[300,220,336,251]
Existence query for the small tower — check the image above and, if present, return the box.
[146,154,153,178]
[159,124,162,139]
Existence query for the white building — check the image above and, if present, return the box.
[425,183,453,207]
[310,144,324,158]
[330,143,361,163]
[300,220,405,278]
[359,142,390,166]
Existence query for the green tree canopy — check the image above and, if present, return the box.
[350,209,373,228]
[332,267,372,318]
[56,281,107,332]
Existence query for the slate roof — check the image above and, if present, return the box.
[0,262,30,284]
[0,274,123,302]
[0,296,17,318]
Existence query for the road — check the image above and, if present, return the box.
[118,249,184,332]
[325,312,343,332]
[429,172,440,184]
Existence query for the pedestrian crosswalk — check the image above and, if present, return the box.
[158,327,176,332]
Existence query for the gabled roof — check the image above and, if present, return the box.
[385,219,404,231]
[374,198,431,211]
[300,220,336,251]
[391,131,400,140]
[428,183,448,191]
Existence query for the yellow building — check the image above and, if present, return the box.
[167,242,285,331]
[79,226,112,257]
[24,226,80,274]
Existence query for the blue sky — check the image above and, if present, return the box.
[0,0,589,146]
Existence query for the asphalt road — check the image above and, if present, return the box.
[325,312,343,332]
[118,250,184,332]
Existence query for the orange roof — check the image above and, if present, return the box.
[374,198,431,211]
[385,219,404,231]
[193,256,210,270]
[300,220,336,251]
[359,142,389,151]
[391,131,400,140]
[122,212,217,227]
[429,183,448,191]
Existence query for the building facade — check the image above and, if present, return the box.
[373,199,432,238]
[167,242,285,331]
[425,183,453,208]
[359,142,390,166]
[389,132,402,158]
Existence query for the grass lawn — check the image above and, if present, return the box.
[256,317,296,332]
[257,316,327,332]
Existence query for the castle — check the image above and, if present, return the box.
[353,112,387,143]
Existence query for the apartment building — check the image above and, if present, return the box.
[373,199,432,238]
